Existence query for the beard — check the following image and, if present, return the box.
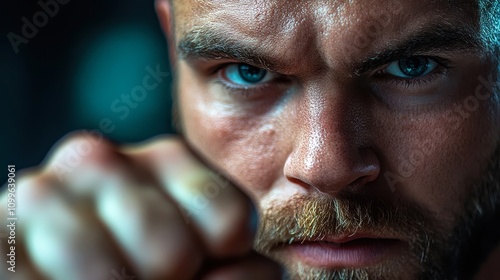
[254,144,500,280]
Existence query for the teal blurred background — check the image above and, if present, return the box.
[1,0,174,184]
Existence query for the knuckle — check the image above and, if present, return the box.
[17,171,51,198]
[44,130,126,176]
[15,171,58,213]
[137,135,185,161]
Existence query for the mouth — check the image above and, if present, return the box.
[280,234,405,269]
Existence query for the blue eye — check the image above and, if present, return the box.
[224,64,275,86]
[385,57,438,78]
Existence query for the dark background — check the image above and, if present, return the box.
[1,0,174,185]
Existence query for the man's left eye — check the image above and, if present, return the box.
[223,64,276,86]
[384,57,439,78]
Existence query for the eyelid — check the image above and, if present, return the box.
[190,58,275,77]
[213,70,285,100]
[383,58,438,78]
[383,69,448,90]
[210,63,294,100]
[224,64,277,86]
[217,63,285,88]
[367,55,454,93]
[369,55,452,77]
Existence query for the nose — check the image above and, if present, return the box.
[283,84,380,195]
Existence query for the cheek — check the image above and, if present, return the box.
[374,76,500,227]
[186,115,284,201]
[178,69,288,200]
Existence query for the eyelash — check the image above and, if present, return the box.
[212,63,282,97]
[382,68,448,89]
[374,56,452,89]
[211,56,453,96]
[214,79,274,98]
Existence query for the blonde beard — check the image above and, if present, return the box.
[254,144,500,280]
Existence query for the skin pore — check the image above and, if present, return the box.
[161,0,500,279]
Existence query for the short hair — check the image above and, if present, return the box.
[479,0,500,59]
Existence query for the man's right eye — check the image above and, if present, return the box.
[222,64,278,87]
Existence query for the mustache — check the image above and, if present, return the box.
[254,192,435,254]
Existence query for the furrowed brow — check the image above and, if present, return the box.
[177,27,278,71]
[177,23,482,75]
[354,23,482,74]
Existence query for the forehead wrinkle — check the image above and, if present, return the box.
[177,24,324,75]
[174,0,484,77]
[175,1,326,75]
[175,0,283,34]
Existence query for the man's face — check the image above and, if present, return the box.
[166,0,500,279]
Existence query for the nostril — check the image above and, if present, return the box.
[283,148,381,196]
[285,175,315,191]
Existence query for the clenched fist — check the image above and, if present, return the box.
[0,131,282,280]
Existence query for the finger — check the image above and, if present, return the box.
[45,133,203,279]
[201,252,283,280]
[0,253,46,280]
[127,136,257,258]
[13,172,132,280]
[1,178,46,280]
[0,238,47,280]
[25,200,134,280]
[93,175,203,279]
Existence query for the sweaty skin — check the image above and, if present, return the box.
[169,0,500,279]
[1,0,499,279]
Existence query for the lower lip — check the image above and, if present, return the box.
[286,238,404,268]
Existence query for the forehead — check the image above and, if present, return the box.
[172,0,477,35]
[171,0,480,70]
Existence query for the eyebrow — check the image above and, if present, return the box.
[177,27,280,71]
[177,23,482,74]
[353,24,481,74]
